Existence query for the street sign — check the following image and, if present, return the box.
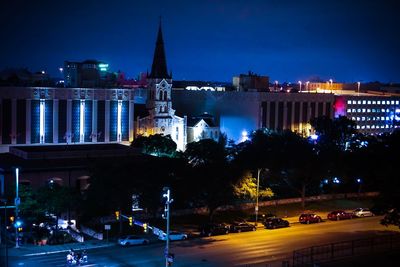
[104,224,111,230]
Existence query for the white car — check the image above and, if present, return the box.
[118,235,149,246]
[158,232,188,241]
[353,208,374,218]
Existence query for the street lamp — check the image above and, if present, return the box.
[298,81,302,92]
[357,82,361,96]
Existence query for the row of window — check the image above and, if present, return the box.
[351,116,394,121]
[347,100,399,105]
[347,108,393,113]
[356,125,396,129]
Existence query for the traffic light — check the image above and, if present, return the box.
[128,217,133,226]
[143,223,148,233]
[115,211,120,221]
[14,217,23,228]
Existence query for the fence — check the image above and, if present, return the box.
[292,234,400,266]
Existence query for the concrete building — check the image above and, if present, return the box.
[187,113,220,143]
[0,86,135,153]
[233,72,269,92]
[64,60,112,88]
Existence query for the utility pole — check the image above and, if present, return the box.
[162,187,173,267]
[15,168,20,248]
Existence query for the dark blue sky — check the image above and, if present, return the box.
[1,0,399,82]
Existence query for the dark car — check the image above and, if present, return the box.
[327,210,353,221]
[229,222,256,233]
[199,223,230,237]
[263,217,290,229]
[299,213,322,224]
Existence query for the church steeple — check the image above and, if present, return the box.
[149,18,171,79]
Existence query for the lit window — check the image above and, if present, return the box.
[362,117,365,121]
[361,126,365,129]
[391,101,394,105]
[381,117,385,120]
[386,117,390,121]
[372,101,376,104]
[367,101,371,104]
[352,109,355,112]
[386,109,389,112]
[366,125,370,129]
[362,100,366,104]
[376,117,379,121]
[358,101,361,104]
[381,109,385,112]
[377,101,381,104]
[353,100,357,104]
[371,125,375,129]
[382,101,386,104]
[356,125,360,129]
[347,100,352,104]
[396,101,399,105]
[357,117,360,121]
[352,117,356,121]
[372,109,376,112]
[367,109,371,112]
[362,109,366,112]
[347,109,351,113]
[386,125,389,128]
[367,117,371,121]
[381,125,384,128]
[357,109,361,112]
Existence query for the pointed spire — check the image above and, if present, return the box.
[149,17,170,79]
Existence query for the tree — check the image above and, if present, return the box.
[233,171,274,200]
[183,139,240,221]
[131,134,177,157]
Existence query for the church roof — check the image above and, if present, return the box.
[187,117,217,127]
[149,20,171,79]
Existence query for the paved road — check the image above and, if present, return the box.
[9,216,400,267]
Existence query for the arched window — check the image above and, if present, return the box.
[159,90,163,100]
[160,106,163,113]
[164,91,168,101]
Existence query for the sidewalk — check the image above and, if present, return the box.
[8,239,115,257]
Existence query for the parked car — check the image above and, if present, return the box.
[158,232,188,241]
[229,222,256,233]
[353,208,374,217]
[299,213,322,224]
[199,223,230,237]
[118,235,149,246]
[327,210,353,221]
[263,217,290,229]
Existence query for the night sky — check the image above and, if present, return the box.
[1,0,399,83]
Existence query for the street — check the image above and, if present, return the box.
[9,216,400,267]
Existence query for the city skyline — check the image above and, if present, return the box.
[1,0,400,83]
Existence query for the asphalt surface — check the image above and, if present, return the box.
[8,216,400,267]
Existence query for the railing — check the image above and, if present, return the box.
[293,234,400,266]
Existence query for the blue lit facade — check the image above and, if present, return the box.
[0,87,135,152]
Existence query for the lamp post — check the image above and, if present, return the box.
[357,82,360,96]
[255,168,261,227]
[15,168,19,248]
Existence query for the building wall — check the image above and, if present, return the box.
[172,90,335,142]
[0,87,135,152]
[339,95,400,134]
